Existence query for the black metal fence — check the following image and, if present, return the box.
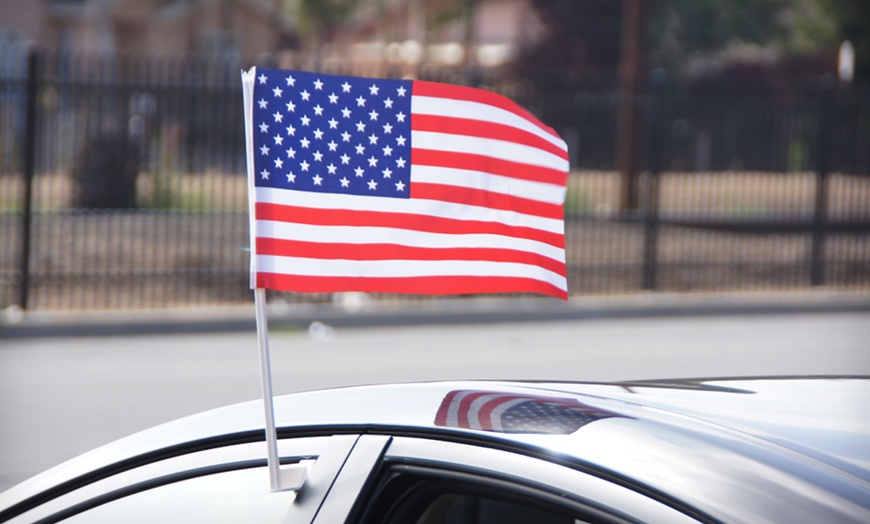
[1,50,868,310]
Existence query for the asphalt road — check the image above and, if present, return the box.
[2,310,869,493]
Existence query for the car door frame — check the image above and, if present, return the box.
[7,433,364,524]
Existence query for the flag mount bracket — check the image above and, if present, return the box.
[274,460,314,492]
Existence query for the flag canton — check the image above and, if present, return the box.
[499,399,613,434]
[253,69,413,199]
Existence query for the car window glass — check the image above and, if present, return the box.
[358,469,604,524]
[414,493,587,524]
[361,437,702,524]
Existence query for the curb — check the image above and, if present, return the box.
[2,292,869,339]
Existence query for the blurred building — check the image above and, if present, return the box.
[0,0,534,74]
[0,0,295,58]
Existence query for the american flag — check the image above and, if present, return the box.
[242,68,569,299]
[434,390,625,435]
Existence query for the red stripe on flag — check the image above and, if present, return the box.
[412,114,568,161]
[256,273,569,300]
[412,148,567,188]
[456,391,488,429]
[476,397,505,431]
[255,203,565,249]
[434,390,461,427]
[256,238,567,277]
[478,395,520,431]
[412,80,562,140]
[411,182,563,222]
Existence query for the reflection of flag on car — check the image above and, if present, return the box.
[242,68,569,299]
[435,390,626,434]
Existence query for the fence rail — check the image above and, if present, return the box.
[1,50,868,310]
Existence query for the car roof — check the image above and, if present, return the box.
[3,376,870,520]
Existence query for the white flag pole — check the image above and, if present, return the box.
[254,287,282,491]
[242,67,309,492]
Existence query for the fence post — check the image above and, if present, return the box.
[642,70,665,291]
[18,48,38,310]
[810,77,834,286]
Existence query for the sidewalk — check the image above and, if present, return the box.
[2,290,870,339]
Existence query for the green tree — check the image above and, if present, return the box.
[513,0,623,91]
[798,0,870,82]
[650,0,790,57]
[513,0,869,90]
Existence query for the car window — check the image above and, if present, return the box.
[417,493,580,524]
[353,465,609,524]
[341,437,701,524]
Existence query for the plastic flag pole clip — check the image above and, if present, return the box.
[254,287,311,492]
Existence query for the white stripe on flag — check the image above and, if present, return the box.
[412,95,567,152]
[412,165,566,205]
[467,393,504,430]
[255,255,567,288]
[444,391,473,427]
[257,221,566,262]
[412,130,569,173]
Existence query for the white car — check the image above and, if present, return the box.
[1,377,869,523]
